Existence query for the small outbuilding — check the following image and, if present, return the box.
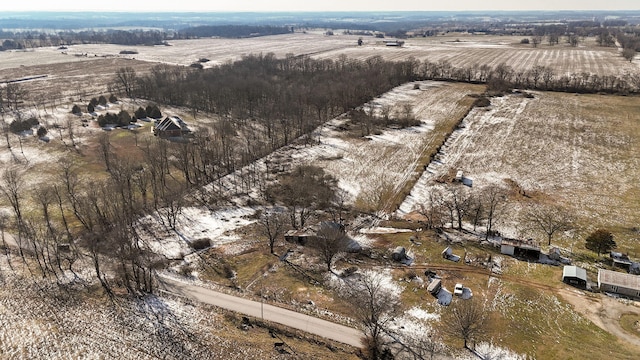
[427,278,442,295]
[562,265,588,289]
[392,246,408,262]
[598,269,640,299]
[500,238,540,260]
[610,251,633,271]
[442,246,461,262]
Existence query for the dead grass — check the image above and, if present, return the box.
[619,313,640,338]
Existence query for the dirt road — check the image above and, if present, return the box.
[157,275,363,348]
[558,287,640,348]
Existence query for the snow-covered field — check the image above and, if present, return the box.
[144,206,258,259]
[239,81,480,209]
[0,257,268,359]
[398,91,640,243]
[0,32,362,71]
[2,33,633,80]
[317,34,638,78]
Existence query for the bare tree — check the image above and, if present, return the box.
[446,298,488,349]
[622,48,636,63]
[259,210,287,254]
[445,187,472,231]
[312,222,350,273]
[339,270,400,359]
[5,83,27,111]
[98,132,112,172]
[525,204,573,246]
[66,116,77,148]
[265,165,337,229]
[481,185,507,240]
[531,36,542,48]
[568,34,580,47]
[115,67,137,98]
[392,328,443,360]
[417,189,445,230]
[0,168,25,228]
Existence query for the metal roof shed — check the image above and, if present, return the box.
[562,266,587,288]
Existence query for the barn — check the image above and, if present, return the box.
[562,265,587,289]
[598,269,640,299]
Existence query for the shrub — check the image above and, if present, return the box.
[520,38,530,44]
[119,50,138,55]
[71,104,82,114]
[10,117,39,133]
[98,112,131,127]
[117,110,132,126]
[474,96,491,107]
[98,95,108,106]
[146,104,162,119]
[223,264,236,279]
[97,113,118,127]
[87,103,95,113]
[134,106,147,119]
[108,94,118,103]
[36,126,47,137]
[190,238,211,250]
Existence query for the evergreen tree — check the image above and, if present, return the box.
[585,229,616,256]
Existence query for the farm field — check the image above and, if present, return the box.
[318,33,639,77]
[0,31,636,133]
[399,90,640,253]
[0,31,363,71]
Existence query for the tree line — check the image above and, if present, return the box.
[0,25,293,50]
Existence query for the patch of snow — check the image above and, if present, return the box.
[360,227,413,234]
[456,342,526,360]
[143,206,257,259]
[406,306,440,321]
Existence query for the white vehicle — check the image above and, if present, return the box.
[454,283,464,296]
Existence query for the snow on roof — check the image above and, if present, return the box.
[155,117,183,131]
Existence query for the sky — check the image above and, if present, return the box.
[0,0,638,12]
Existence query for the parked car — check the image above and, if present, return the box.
[454,283,464,297]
